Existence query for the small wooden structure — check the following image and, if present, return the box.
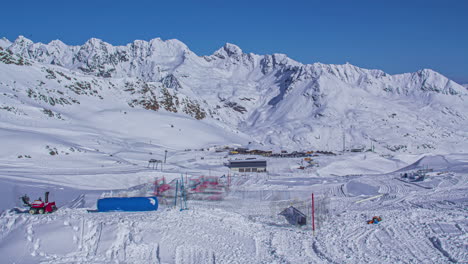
[279,206,307,226]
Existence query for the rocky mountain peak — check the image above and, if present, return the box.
[9,36,34,52]
[212,43,243,59]
[14,35,33,44]
[223,43,243,56]
[83,37,105,47]
[48,39,67,48]
[0,37,11,48]
[2,36,465,97]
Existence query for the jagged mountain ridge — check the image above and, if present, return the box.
[1,36,467,153]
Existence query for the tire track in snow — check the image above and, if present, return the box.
[325,184,347,197]
[156,209,258,263]
[430,236,458,263]
[311,240,337,264]
[175,246,215,264]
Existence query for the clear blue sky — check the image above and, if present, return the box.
[2,0,468,83]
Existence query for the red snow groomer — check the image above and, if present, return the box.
[21,192,58,214]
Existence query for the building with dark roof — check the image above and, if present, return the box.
[227,160,267,173]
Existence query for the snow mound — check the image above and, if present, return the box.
[398,155,454,172]
[317,153,408,176]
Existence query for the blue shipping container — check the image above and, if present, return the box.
[97,196,158,212]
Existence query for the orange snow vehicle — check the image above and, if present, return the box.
[367,216,382,224]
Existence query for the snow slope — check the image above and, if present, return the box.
[0,152,466,263]
[1,36,467,153]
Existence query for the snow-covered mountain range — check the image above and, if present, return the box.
[1,36,467,154]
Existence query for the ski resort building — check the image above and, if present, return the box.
[227,160,267,173]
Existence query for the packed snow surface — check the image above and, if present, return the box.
[0,150,467,263]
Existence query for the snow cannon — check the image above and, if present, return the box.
[97,196,158,212]
[22,191,58,214]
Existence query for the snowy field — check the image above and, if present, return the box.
[0,142,467,263]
